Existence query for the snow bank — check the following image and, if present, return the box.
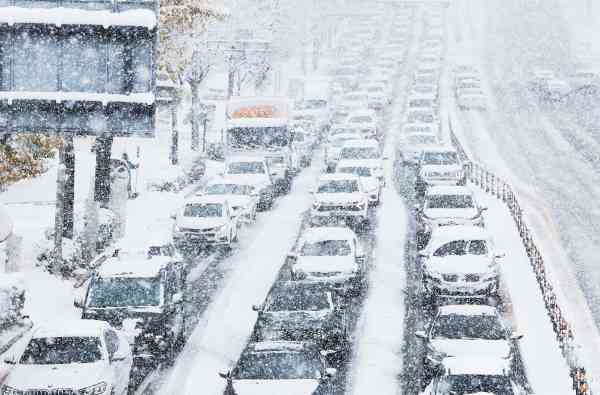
[0,91,155,106]
[0,274,25,328]
[475,189,573,395]
[0,7,157,29]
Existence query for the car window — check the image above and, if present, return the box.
[431,315,506,340]
[468,240,488,255]
[184,203,223,218]
[317,180,359,193]
[426,194,474,209]
[433,240,467,256]
[104,330,120,359]
[300,240,352,256]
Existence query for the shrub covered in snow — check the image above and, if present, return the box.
[0,275,25,328]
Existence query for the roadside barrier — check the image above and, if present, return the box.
[448,120,592,395]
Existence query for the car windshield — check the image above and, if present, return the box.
[267,286,330,311]
[426,194,474,209]
[184,203,223,217]
[433,240,488,256]
[338,166,373,177]
[87,277,161,308]
[317,180,359,193]
[408,112,435,123]
[340,147,379,159]
[423,151,458,165]
[439,374,514,395]
[300,239,352,256]
[227,161,266,175]
[348,116,373,123]
[234,351,322,380]
[432,315,506,340]
[20,337,103,365]
[206,184,250,196]
[407,135,437,145]
[228,127,290,148]
[301,99,327,109]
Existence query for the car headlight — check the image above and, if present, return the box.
[1,385,23,395]
[79,382,108,395]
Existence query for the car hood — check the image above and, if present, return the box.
[314,193,364,205]
[427,255,493,274]
[423,208,479,220]
[231,379,320,395]
[296,255,357,274]
[430,338,510,359]
[421,164,462,174]
[5,362,107,391]
[225,174,271,189]
[176,216,227,230]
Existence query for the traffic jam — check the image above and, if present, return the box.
[0,3,540,395]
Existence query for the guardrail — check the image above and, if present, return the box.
[449,120,592,395]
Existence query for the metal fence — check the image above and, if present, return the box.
[449,121,591,395]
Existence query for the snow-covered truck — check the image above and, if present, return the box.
[223,97,298,195]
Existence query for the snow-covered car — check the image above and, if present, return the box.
[202,178,259,222]
[310,174,369,227]
[251,281,349,350]
[402,122,440,137]
[345,109,379,139]
[323,132,363,172]
[416,147,466,193]
[407,93,437,111]
[1,320,133,395]
[220,341,337,395]
[419,225,504,302]
[223,156,275,210]
[291,127,316,167]
[363,82,390,109]
[420,356,528,395]
[457,89,487,110]
[416,305,521,374]
[541,78,571,101]
[77,256,186,364]
[405,109,437,125]
[265,152,293,194]
[416,186,486,246]
[396,132,439,166]
[288,226,367,294]
[336,160,381,206]
[172,196,239,248]
[295,97,331,132]
[337,139,385,185]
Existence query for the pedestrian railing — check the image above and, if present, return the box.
[449,120,592,395]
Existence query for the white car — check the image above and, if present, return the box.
[420,356,529,395]
[416,185,486,245]
[457,89,487,110]
[417,147,466,191]
[405,108,437,125]
[419,225,504,302]
[336,91,369,114]
[1,320,133,395]
[336,160,381,206]
[310,173,369,227]
[416,305,520,373]
[224,156,275,210]
[324,132,363,172]
[363,82,390,109]
[295,97,331,132]
[202,178,259,222]
[337,139,385,185]
[396,132,439,165]
[345,109,379,139]
[172,195,239,248]
[288,226,367,294]
[407,93,437,111]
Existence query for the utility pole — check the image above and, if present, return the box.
[53,163,65,272]
[93,134,113,207]
[62,133,75,239]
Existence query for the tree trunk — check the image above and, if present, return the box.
[62,134,75,239]
[93,134,113,207]
[190,81,200,151]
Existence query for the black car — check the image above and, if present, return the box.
[220,341,337,395]
[251,281,349,352]
[76,255,186,367]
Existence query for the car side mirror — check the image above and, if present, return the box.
[218,371,231,379]
[172,292,183,304]
[286,252,299,266]
[415,330,428,340]
[511,333,524,341]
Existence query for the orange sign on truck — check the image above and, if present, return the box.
[231,105,280,119]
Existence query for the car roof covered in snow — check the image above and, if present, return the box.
[426,185,474,196]
[300,226,356,243]
[438,304,498,317]
[247,341,318,353]
[184,195,228,205]
[341,139,379,149]
[97,256,172,278]
[33,319,110,339]
[317,173,360,182]
[430,225,490,243]
[442,356,510,376]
